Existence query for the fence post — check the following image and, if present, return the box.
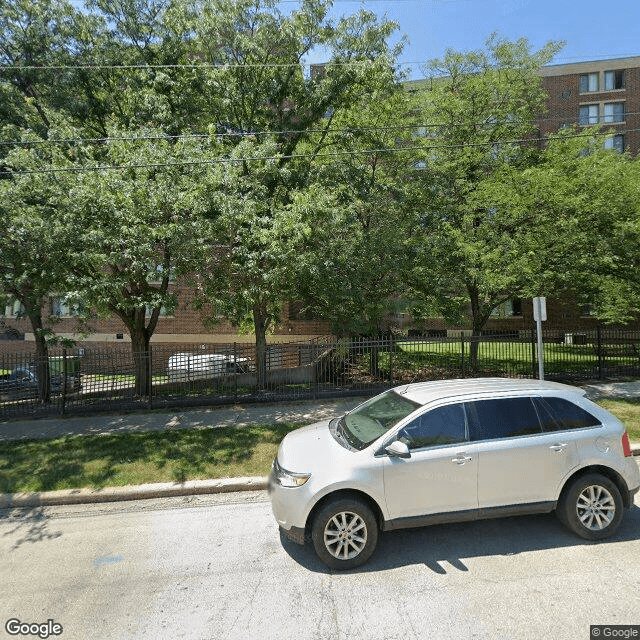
[389,333,394,385]
[148,344,153,409]
[531,324,537,379]
[597,325,603,380]
[61,348,67,416]
[234,342,238,402]
[460,332,465,377]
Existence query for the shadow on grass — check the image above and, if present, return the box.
[0,423,300,493]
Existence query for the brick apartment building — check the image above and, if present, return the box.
[3,56,640,348]
[405,55,640,336]
[537,55,640,155]
[0,287,331,353]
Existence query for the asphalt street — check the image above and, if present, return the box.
[2,483,640,640]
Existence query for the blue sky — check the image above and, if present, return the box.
[68,0,640,80]
[324,0,640,79]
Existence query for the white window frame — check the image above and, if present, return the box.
[578,104,599,125]
[604,134,624,153]
[604,69,625,91]
[3,299,25,317]
[603,102,625,124]
[579,72,599,93]
[51,296,81,318]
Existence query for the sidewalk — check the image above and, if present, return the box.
[1,382,639,508]
[0,396,370,508]
[0,396,370,442]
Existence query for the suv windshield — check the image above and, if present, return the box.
[339,391,421,450]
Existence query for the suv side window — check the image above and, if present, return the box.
[536,396,601,431]
[467,397,542,441]
[397,403,467,450]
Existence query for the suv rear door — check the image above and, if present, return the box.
[469,396,580,509]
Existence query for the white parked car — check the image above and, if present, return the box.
[167,352,250,383]
[269,378,640,569]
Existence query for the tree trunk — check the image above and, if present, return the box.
[29,312,51,403]
[129,312,152,397]
[253,303,269,391]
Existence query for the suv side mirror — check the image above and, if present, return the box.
[385,440,411,459]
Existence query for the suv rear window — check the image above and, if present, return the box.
[468,397,542,441]
[535,397,601,431]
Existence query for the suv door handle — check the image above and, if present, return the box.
[549,443,568,452]
[451,454,472,465]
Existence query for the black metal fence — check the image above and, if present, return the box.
[2,327,640,420]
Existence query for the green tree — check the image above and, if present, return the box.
[0,129,80,401]
[179,0,403,387]
[67,131,215,395]
[292,83,418,337]
[476,129,640,324]
[407,34,563,366]
[0,0,85,400]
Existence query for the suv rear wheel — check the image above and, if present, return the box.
[311,497,378,570]
[558,473,623,540]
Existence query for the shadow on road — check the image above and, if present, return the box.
[280,506,640,574]
[0,506,63,551]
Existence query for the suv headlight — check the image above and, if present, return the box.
[272,457,311,488]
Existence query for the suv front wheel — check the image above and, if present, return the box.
[311,497,378,570]
[558,473,624,540]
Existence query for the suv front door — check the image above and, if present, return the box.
[382,402,478,521]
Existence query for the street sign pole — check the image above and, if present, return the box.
[533,297,547,380]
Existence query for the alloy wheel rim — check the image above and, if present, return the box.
[576,484,616,531]
[324,511,368,560]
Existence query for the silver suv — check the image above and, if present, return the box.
[269,378,640,569]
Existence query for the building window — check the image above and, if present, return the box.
[3,299,25,317]
[51,297,81,317]
[579,104,599,125]
[490,300,522,318]
[579,73,599,93]
[148,264,175,284]
[604,70,625,90]
[604,134,624,153]
[145,304,172,317]
[603,102,625,123]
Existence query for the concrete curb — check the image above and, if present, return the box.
[0,476,268,509]
[2,445,638,509]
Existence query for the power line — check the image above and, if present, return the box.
[2,128,636,176]
[0,60,396,71]
[1,112,636,148]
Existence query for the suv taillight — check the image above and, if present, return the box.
[622,431,632,457]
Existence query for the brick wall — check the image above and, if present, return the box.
[0,291,332,346]
[538,59,640,156]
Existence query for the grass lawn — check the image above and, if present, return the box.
[0,399,638,495]
[597,399,640,442]
[387,340,637,377]
[0,422,302,494]
[89,374,169,384]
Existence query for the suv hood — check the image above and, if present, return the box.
[277,420,350,473]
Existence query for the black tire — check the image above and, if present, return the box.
[557,473,624,540]
[311,497,378,570]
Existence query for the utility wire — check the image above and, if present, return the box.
[1,113,635,148]
[3,51,640,72]
[2,128,637,176]
[0,60,397,71]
